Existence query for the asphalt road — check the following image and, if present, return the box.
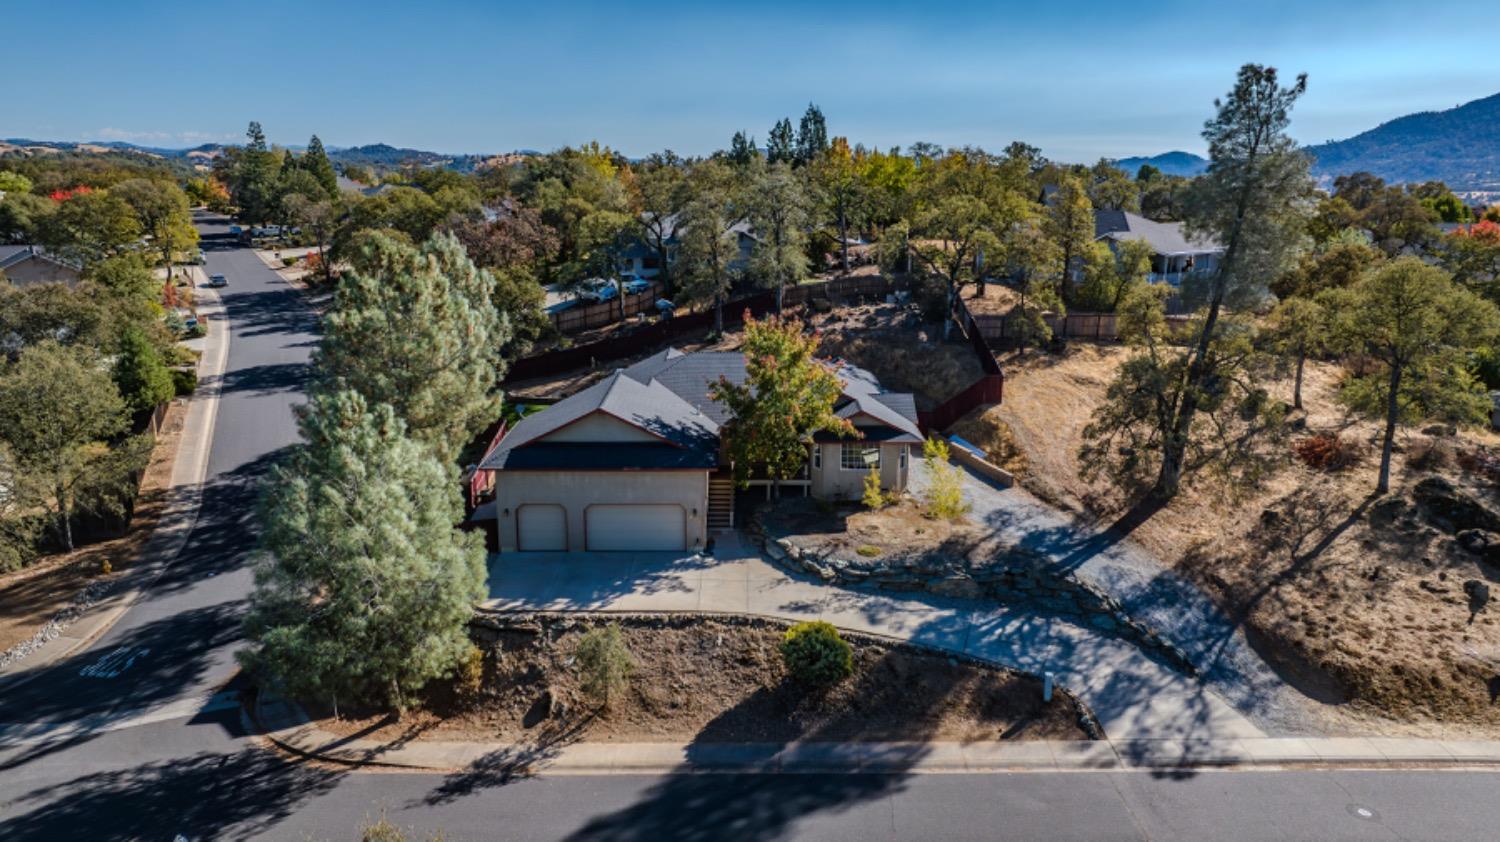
[3,214,1500,840]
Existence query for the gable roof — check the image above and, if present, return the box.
[480,369,719,470]
[1094,209,1222,256]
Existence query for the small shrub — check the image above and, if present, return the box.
[576,624,635,708]
[281,255,299,267]
[172,367,197,396]
[1293,434,1359,471]
[856,545,881,558]
[780,620,854,689]
[452,643,485,697]
[861,465,886,509]
[100,558,112,575]
[186,322,207,339]
[921,437,970,521]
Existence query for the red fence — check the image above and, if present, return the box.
[505,275,902,384]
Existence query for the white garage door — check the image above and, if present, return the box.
[586,505,685,552]
[517,505,567,551]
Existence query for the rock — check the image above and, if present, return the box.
[930,576,982,600]
[1413,476,1500,534]
[1465,580,1491,614]
[1458,529,1498,554]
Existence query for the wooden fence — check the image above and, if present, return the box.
[506,275,903,384]
[971,311,1194,346]
[549,282,663,334]
[916,298,1005,432]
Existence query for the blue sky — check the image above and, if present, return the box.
[6,1,1496,162]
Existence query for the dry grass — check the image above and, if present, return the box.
[814,303,983,410]
[979,340,1500,734]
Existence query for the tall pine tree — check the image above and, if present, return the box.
[304,135,339,198]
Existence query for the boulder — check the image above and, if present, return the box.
[1458,529,1498,554]
[1412,477,1500,534]
[1465,580,1491,615]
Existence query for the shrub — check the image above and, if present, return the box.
[1292,434,1359,471]
[452,643,485,698]
[921,437,970,521]
[861,465,886,509]
[186,322,207,339]
[172,367,197,396]
[780,621,853,689]
[856,545,881,558]
[576,624,635,708]
[282,255,299,267]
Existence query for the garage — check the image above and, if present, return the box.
[517,504,567,551]
[585,504,686,552]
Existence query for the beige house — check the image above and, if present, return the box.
[0,246,82,288]
[476,348,923,553]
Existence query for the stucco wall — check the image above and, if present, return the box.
[493,469,709,552]
[2,257,80,288]
[810,442,910,500]
[539,412,661,443]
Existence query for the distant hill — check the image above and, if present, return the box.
[1111,151,1208,178]
[328,143,504,173]
[1305,92,1500,193]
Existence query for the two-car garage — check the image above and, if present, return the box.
[514,501,687,552]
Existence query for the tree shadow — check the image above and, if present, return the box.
[0,747,345,841]
[419,713,595,807]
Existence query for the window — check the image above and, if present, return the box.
[841,442,880,471]
[899,446,908,470]
[812,446,821,470]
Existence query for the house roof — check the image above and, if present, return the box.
[0,245,83,281]
[1094,209,1221,256]
[480,369,719,471]
[486,348,923,472]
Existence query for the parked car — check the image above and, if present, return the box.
[183,249,206,265]
[623,277,651,295]
[208,273,228,288]
[577,278,618,303]
[655,298,675,316]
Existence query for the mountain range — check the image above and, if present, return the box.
[1114,91,1500,194]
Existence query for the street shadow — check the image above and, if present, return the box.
[0,747,344,841]
[220,362,311,398]
[224,287,321,340]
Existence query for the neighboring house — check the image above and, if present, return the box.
[1094,209,1222,285]
[618,213,757,280]
[475,348,922,553]
[0,245,83,288]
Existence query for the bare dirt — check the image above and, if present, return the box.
[977,340,1500,736]
[813,303,984,410]
[0,400,187,654]
[313,615,1090,745]
[766,498,996,565]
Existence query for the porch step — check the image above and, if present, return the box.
[708,477,735,530]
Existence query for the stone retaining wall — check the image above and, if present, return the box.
[749,510,1197,677]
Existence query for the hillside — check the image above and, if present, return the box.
[1305,92,1500,192]
[1112,150,1208,178]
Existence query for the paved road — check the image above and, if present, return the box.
[3,214,1500,839]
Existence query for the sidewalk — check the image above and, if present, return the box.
[0,282,229,687]
[484,532,1264,741]
[252,661,1500,775]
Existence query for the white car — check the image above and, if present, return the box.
[577,278,619,303]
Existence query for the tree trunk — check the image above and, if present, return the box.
[1293,353,1306,410]
[839,212,849,273]
[776,279,784,314]
[1377,362,1403,495]
[942,285,956,340]
[714,292,724,335]
[1153,276,1228,501]
[57,483,73,552]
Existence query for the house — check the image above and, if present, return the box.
[0,246,83,288]
[475,348,923,553]
[1094,209,1222,285]
[617,213,758,281]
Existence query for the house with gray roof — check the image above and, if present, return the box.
[476,347,922,553]
[618,213,758,281]
[0,245,82,288]
[1094,209,1223,286]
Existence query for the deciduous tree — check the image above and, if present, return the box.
[746,162,809,311]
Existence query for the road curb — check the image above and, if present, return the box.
[0,281,230,690]
[250,688,1500,776]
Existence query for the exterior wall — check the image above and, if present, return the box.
[2,257,81,288]
[809,442,911,501]
[493,469,709,552]
[538,412,661,444]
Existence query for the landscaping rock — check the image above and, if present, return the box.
[1465,580,1491,615]
[1413,477,1500,534]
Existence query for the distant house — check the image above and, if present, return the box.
[1094,209,1222,286]
[473,348,922,552]
[0,246,82,288]
[618,213,758,281]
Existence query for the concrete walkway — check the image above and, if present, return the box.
[919,464,1317,735]
[484,533,1267,741]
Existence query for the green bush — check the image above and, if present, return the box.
[186,322,207,339]
[861,465,886,509]
[171,367,197,396]
[576,624,635,708]
[780,621,853,689]
[282,255,299,267]
[921,437,970,521]
[452,643,485,698]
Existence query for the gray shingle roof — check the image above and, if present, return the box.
[1094,209,1221,256]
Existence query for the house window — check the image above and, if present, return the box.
[841,442,880,471]
[899,446,908,470]
[812,446,821,470]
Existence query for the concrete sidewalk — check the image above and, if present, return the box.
[253,668,1500,776]
[484,533,1267,741]
[0,283,229,687]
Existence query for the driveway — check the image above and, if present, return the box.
[486,533,1271,740]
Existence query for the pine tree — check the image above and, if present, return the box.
[317,232,512,464]
[795,103,828,166]
[304,135,339,199]
[766,118,795,165]
[242,389,487,711]
[728,131,757,167]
